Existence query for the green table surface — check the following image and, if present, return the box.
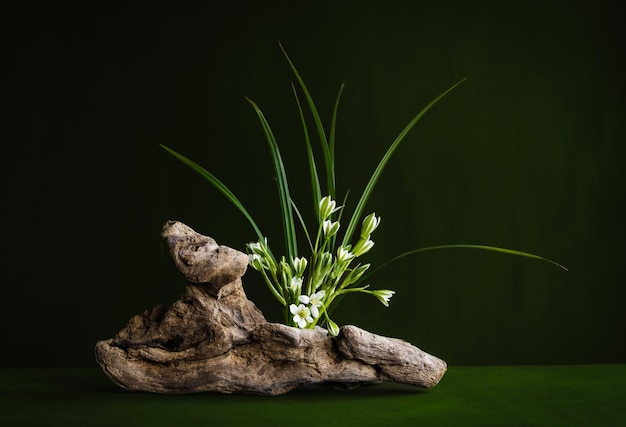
[2,365,625,426]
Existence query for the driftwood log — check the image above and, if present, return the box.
[95,221,447,395]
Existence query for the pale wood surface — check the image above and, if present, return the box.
[95,221,447,395]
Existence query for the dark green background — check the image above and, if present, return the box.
[2,0,624,368]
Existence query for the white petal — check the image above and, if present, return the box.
[312,290,325,300]
[311,305,319,318]
[298,295,310,304]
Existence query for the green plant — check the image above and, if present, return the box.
[161,43,566,335]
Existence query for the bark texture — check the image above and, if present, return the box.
[95,221,447,395]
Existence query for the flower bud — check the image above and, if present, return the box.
[337,246,355,264]
[326,318,340,337]
[247,237,268,256]
[292,257,308,277]
[373,289,395,307]
[318,251,334,275]
[248,253,265,271]
[360,213,381,238]
[352,237,375,257]
[319,196,339,219]
[322,220,340,239]
[346,263,370,284]
[279,257,292,278]
[289,276,303,293]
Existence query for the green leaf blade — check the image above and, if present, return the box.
[159,144,265,241]
[246,97,298,260]
[357,244,568,286]
[343,77,467,246]
[291,82,322,223]
[280,41,335,199]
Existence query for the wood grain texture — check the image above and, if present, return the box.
[95,221,446,395]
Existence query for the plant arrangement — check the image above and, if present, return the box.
[161,43,566,336]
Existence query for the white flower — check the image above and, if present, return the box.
[322,220,340,239]
[292,257,308,276]
[360,213,381,238]
[319,196,340,219]
[337,246,355,263]
[290,303,313,328]
[308,290,325,307]
[298,290,325,318]
[289,276,303,293]
[372,289,395,307]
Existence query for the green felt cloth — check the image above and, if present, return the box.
[2,365,625,426]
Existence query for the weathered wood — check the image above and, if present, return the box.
[95,221,447,395]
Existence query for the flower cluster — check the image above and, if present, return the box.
[247,196,394,335]
[162,58,563,343]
